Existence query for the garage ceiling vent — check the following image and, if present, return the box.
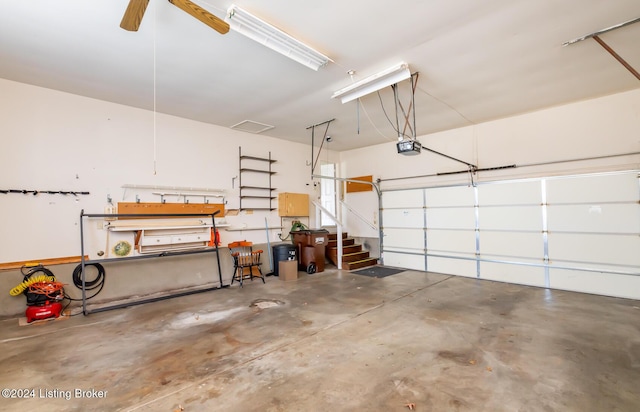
[230,120,275,134]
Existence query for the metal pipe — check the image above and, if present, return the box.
[212,214,223,285]
[592,35,640,81]
[562,16,640,46]
[80,209,87,315]
[423,146,477,169]
[306,119,335,177]
[393,84,401,138]
[411,73,418,138]
[378,150,640,183]
[517,151,640,168]
[87,286,222,314]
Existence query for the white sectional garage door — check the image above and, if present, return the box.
[381,171,640,300]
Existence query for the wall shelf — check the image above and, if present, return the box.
[240,186,276,191]
[241,195,276,199]
[240,168,276,174]
[239,147,277,211]
[226,226,283,232]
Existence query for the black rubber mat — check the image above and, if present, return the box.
[351,266,406,278]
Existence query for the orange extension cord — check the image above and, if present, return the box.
[28,281,65,300]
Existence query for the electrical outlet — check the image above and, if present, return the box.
[97,221,103,230]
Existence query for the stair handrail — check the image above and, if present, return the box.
[312,200,343,269]
[311,174,384,266]
[339,199,378,232]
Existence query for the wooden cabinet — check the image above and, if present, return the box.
[278,192,309,217]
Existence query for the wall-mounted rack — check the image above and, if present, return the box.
[225,226,283,232]
[79,210,224,316]
[121,184,224,204]
[239,147,277,211]
[1,189,90,196]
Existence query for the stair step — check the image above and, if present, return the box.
[327,232,348,241]
[326,250,370,266]
[344,258,379,270]
[327,238,355,248]
[327,244,362,255]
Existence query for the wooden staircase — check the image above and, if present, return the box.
[326,232,378,270]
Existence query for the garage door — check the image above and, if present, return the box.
[381,171,640,300]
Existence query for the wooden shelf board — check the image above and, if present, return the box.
[0,255,89,271]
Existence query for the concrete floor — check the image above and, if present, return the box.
[1,268,639,412]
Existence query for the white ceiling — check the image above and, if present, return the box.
[1,0,639,152]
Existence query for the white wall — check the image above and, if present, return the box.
[338,88,640,238]
[0,78,339,262]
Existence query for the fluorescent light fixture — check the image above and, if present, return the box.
[331,62,411,103]
[225,4,331,71]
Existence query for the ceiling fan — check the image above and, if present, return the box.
[120,0,229,34]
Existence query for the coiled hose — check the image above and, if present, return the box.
[9,274,56,296]
[9,265,56,296]
[70,263,106,300]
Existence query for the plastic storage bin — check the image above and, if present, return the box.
[291,229,329,273]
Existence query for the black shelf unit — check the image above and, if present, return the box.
[79,210,225,315]
[239,147,276,211]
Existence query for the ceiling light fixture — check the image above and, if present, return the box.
[331,62,411,104]
[225,4,331,71]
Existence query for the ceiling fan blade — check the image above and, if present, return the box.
[168,0,230,34]
[120,0,150,31]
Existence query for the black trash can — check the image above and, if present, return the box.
[272,243,297,276]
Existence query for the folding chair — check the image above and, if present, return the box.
[228,241,265,287]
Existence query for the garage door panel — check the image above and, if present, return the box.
[548,233,640,267]
[383,251,425,271]
[382,208,424,228]
[427,256,476,278]
[546,173,637,203]
[425,186,475,207]
[549,269,640,300]
[480,261,546,287]
[428,229,476,255]
[479,205,542,231]
[479,181,541,205]
[382,189,424,208]
[547,204,639,233]
[428,207,475,230]
[383,228,424,250]
[479,231,543,260]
